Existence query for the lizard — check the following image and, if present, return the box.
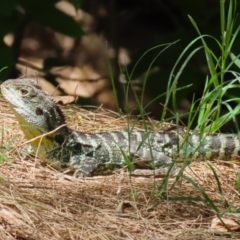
[1,78,240,177]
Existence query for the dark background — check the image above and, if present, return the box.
[1,0,240,127]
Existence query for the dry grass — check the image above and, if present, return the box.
[0,97,240,239]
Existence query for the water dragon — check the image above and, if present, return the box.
[1,79,240,177]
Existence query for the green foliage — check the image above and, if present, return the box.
[0,0,17,17]
[0,125,16,164]
[69,0,84,10]
[121,0,240,214]
[236,173,240,192]
[169,0,240,214]
[18,0,84,37]
[187,0,240,133]
[0,0,84,79]
[121,0,240,123]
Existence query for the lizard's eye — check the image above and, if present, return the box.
[19,88,29,96]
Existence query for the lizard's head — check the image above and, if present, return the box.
[1,78,66,138]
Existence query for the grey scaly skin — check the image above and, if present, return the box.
[1,79,240,177]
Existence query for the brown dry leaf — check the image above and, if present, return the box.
[210,216,240,232]
[53,95,76,105]
[51,65,108,97]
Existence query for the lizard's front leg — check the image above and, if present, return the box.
[70,155,100,177]
[68,139,102,177]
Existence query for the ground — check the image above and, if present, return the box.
[0,96,240,240]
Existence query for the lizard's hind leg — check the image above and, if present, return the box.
[131,151,180,177]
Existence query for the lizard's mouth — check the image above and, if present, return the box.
[1,84,19,105]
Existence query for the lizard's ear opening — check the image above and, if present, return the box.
[36,107,43,116]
